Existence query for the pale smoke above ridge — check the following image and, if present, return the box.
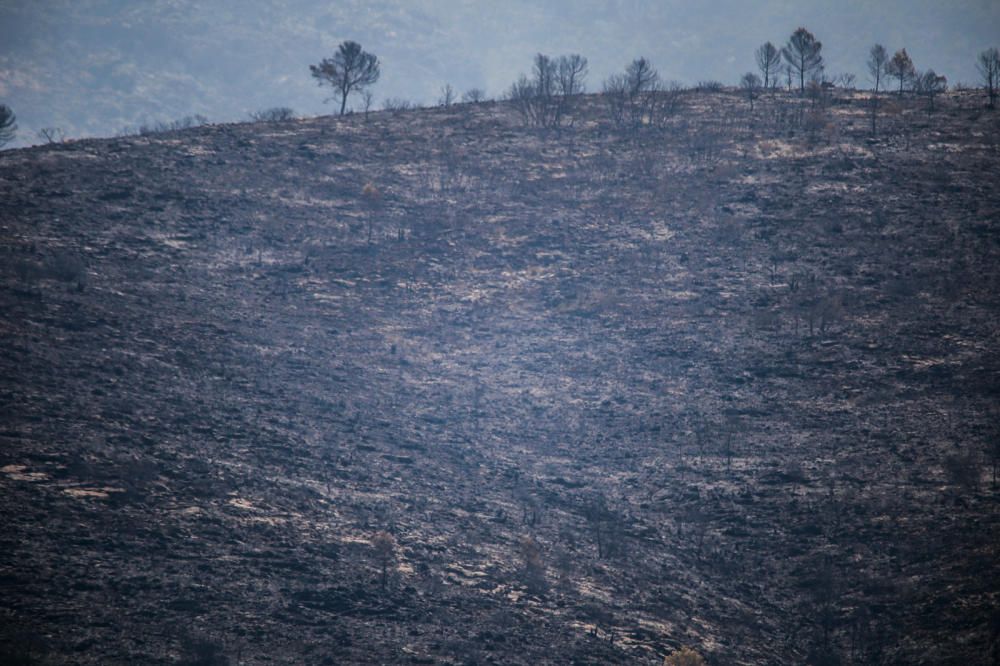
[1,0,998,146]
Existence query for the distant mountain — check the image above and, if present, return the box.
[1,0,998,146]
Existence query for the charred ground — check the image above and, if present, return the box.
[1,89,999,664]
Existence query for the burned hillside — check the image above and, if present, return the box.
[1,89,999,664]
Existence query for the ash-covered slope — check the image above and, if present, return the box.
[1,91,999,665]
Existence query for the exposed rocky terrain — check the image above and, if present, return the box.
[1,88,999,665]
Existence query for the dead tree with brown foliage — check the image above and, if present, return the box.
[886,48,916,95]
[663,646,707,665]
[517,536,547,593]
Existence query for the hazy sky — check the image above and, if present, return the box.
[1,0,998,146]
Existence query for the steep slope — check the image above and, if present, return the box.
[1,91,999,664]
